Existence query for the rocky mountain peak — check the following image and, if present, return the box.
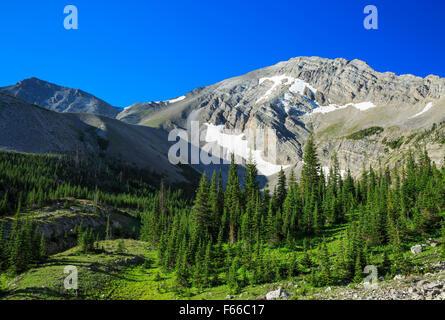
[0,77,121,118]
[115,56,444,183]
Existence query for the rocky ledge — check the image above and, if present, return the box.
[311,261,445,300]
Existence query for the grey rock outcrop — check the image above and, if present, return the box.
[266,288,292,300]
[308,261,445,300]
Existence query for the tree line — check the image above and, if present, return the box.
[0,151,190,217]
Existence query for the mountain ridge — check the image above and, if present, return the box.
[114,56,444,184]
[0,91,189,183]
[0,77,121,118]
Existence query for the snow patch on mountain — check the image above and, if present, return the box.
[168,96,186,104]
[410,102,433,119]
[204,123,288,176]
[289,78,317,96]
[257,76,317,103]
[312,101,376,114]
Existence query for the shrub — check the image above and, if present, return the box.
[346,127,384,140]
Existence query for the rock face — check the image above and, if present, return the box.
[0,77,121,118]
[117,56,445,184]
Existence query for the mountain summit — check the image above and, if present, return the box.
[117,56,445,180]
[0,77,121,118]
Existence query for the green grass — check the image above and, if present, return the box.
[142,116,168,128]
[0,240,147,300]
[105,250,179,300]
[316,122,345,140]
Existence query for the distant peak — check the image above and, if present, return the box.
[21,77,42,82]
[18,77,51,86]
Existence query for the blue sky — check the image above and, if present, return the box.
[0,0,444,107]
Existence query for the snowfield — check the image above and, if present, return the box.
[168,95,186,104]
[204,123,288,176]
[410,102,433,119]
[312,101,376,114]
[257,75,317,103]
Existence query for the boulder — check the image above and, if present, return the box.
[266,288,292,300]
[266,289,281,300]
[411,245,423,255]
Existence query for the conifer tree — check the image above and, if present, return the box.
[208,171,220,238]
[318,238,331,285]
[313,203,322,235]
[217,170,225,221]
[391,228,410,275]
[175,247,191,291]
[276,168,287,211]
[39,234,47,261]
[203,241,213,287]
[334,233,349,281]
[245,157,259,201]
[192,173,211,240]
[9,219,26,274]
[228,257,241,294]
[353,254,363,283]
[192,244,204,291]
[225,155,242,244]
[301,134,320,195]
[381,249,391,277]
